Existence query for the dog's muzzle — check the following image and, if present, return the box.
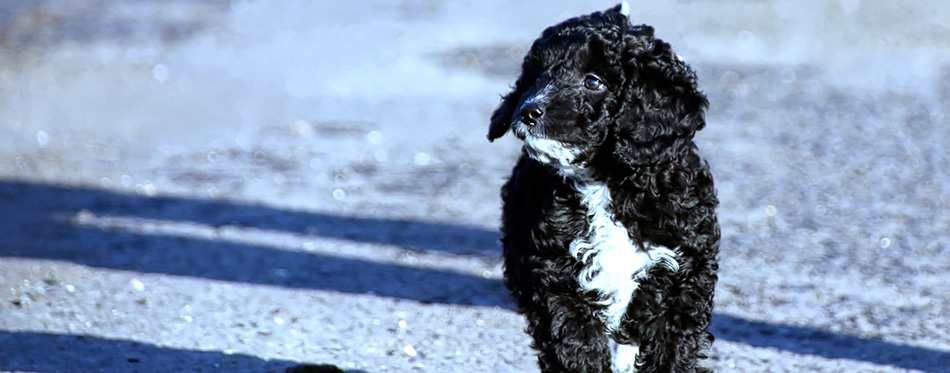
[511,98,546,140]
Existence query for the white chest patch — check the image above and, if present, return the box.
[568,182,680,332]
[523,135,675,372]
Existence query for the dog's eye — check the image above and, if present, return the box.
[584,74,606,91]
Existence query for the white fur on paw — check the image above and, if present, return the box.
[611,341,640,373]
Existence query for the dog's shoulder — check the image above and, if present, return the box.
[502,153,557,203]
[501,152,588,238]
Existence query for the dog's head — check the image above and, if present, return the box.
[488,3,708,173]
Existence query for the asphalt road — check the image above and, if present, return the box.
[1,1,949,372]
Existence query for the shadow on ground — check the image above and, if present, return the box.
[2,179,948,372]
[0,179,507,307]
[711,315,950,372]
[0,331,366,373]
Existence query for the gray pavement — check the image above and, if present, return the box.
[1,1,949,372]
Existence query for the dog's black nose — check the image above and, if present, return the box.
[520,103,543,126]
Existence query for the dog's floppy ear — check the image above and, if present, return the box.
[612,31,709,165]
[487,78,525,142]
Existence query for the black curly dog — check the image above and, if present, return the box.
[488,4,719,372]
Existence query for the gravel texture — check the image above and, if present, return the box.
[1,1,949,372]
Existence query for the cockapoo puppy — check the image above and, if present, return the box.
[488,3,720,372]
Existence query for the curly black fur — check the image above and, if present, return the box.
[489,5,719,373]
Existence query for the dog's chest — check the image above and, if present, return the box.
[567,182,679,331]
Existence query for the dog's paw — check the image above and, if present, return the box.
[612,342,640,373]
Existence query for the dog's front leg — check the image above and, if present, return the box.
[629,256,718,373]
[526,295,613,373]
